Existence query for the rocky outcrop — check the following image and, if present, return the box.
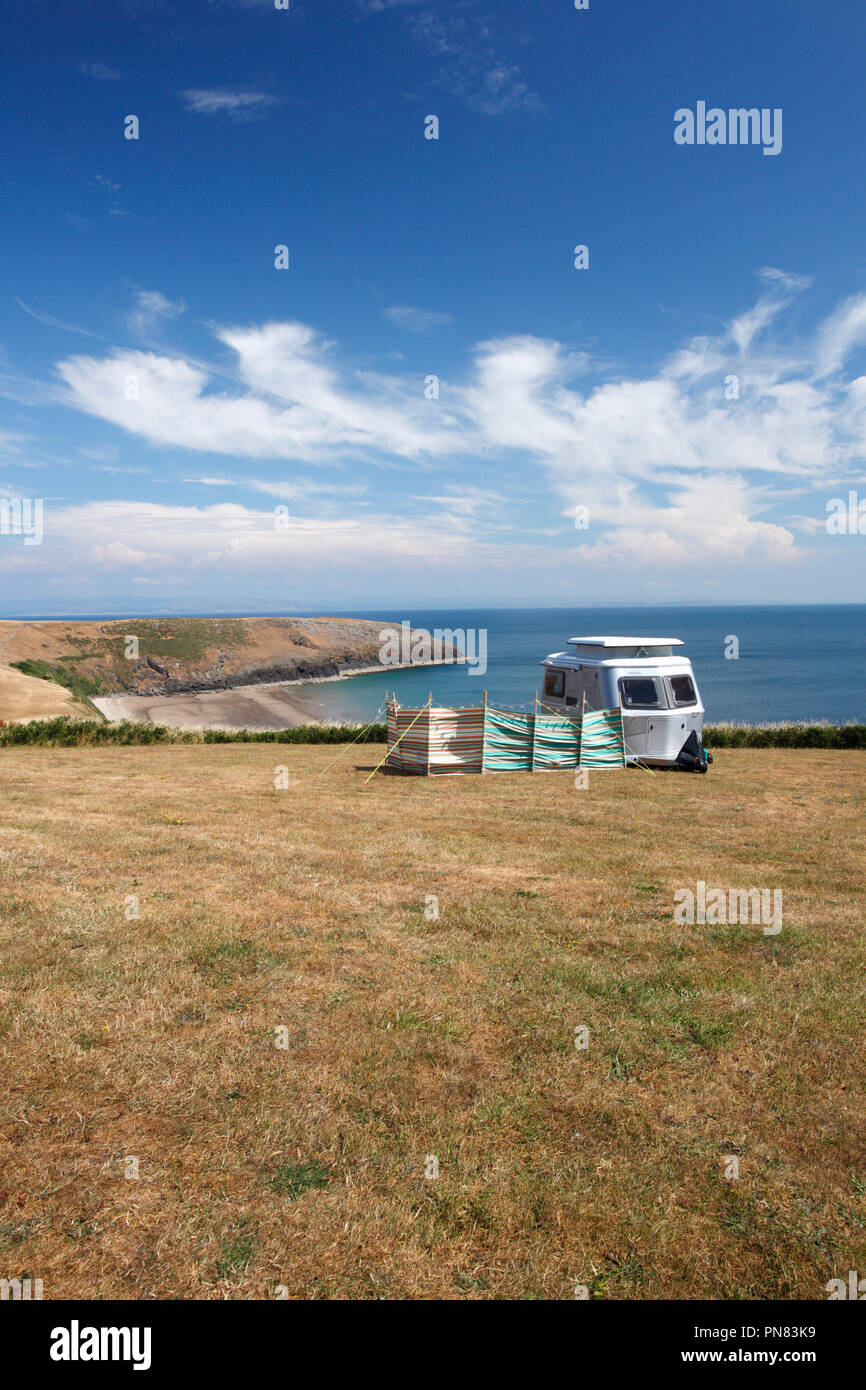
[0,615,461,702]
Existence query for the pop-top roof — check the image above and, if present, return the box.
[567,636,684,648]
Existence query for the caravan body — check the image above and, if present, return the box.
[540,636,707,769]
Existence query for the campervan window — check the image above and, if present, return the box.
[544,668,565,698]
[619,677,661,709]
[670,675,697,706]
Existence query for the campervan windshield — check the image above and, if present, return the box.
[619,677,662,709]
[669,675,697,706]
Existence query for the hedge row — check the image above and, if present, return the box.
[0,717,389,747]
[702,723,866,749]
[1,716,864,750]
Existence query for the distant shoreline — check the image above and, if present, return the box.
[92,659,464,731]
[3,602,866,622]
[0,614,466,728]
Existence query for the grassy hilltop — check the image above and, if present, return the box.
[0,615,413,722]
[0,744,863,1299]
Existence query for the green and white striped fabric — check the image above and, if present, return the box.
[532,711,584,770]
[578,707,627,768]
[386,701,626,775]
[483,708,536,772]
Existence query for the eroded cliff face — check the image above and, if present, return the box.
[0,615,455,702]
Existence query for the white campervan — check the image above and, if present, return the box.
[540,636,711,771]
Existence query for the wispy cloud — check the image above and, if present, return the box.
[728,266,811,356]
[180,88,280,120]
[183,475,368,502]
[356,2,543,116]
[41,501,484,574]
[404,8,543,116]
[815,294,866,379]
[79,61,123,82]
[0,429,29,457]
[127,289,188,340]
[382,304,454,335]
[16,298,103,340]
[90,172,129,219]
[92,174,122,193]
[84,461,153,477]
[456,62,544,117]
[356,0,428,11]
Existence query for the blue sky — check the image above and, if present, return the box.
[1,0,865,614]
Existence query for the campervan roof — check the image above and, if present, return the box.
[552,636,687,663]
[567,636,683,649]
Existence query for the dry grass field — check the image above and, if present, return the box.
[0,664,88,724]
[1,744,864,1300]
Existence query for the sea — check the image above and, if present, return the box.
[280,605,866,726]
[15,606,866,726]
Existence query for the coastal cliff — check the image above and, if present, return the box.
[0,616,454,721]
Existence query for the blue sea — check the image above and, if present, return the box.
[16,605,865,725]
[298,606,866,726]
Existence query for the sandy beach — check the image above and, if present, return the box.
[92,680,335,730]
[0,618,463,727]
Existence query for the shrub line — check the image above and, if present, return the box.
[1,717,864,749]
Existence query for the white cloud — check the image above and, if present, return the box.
[729,266,811,355]
[815,295,866,379]
[57,322,463,463]
[180,88,279,120]
[0,552,42,574]
[383,305,454,335]
[80,61,123,82]
[127,289,187,339]
[51,274,866,571]
[412,486,509,517]
[182,474,368,501]
[466,64,544,117]
[90,540,150,567]
[571,475,796,565]
[45,500,479,572]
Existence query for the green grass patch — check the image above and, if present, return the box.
[216,1230,255,1278]
[189,939,281,980]
[267,1161,330,1200]
[94,618,251,665]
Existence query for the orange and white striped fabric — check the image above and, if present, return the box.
[386,701,484,775]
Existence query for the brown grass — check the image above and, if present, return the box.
[0,615,411,702]
[0,745,864,1300]
[0,664,88,724]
